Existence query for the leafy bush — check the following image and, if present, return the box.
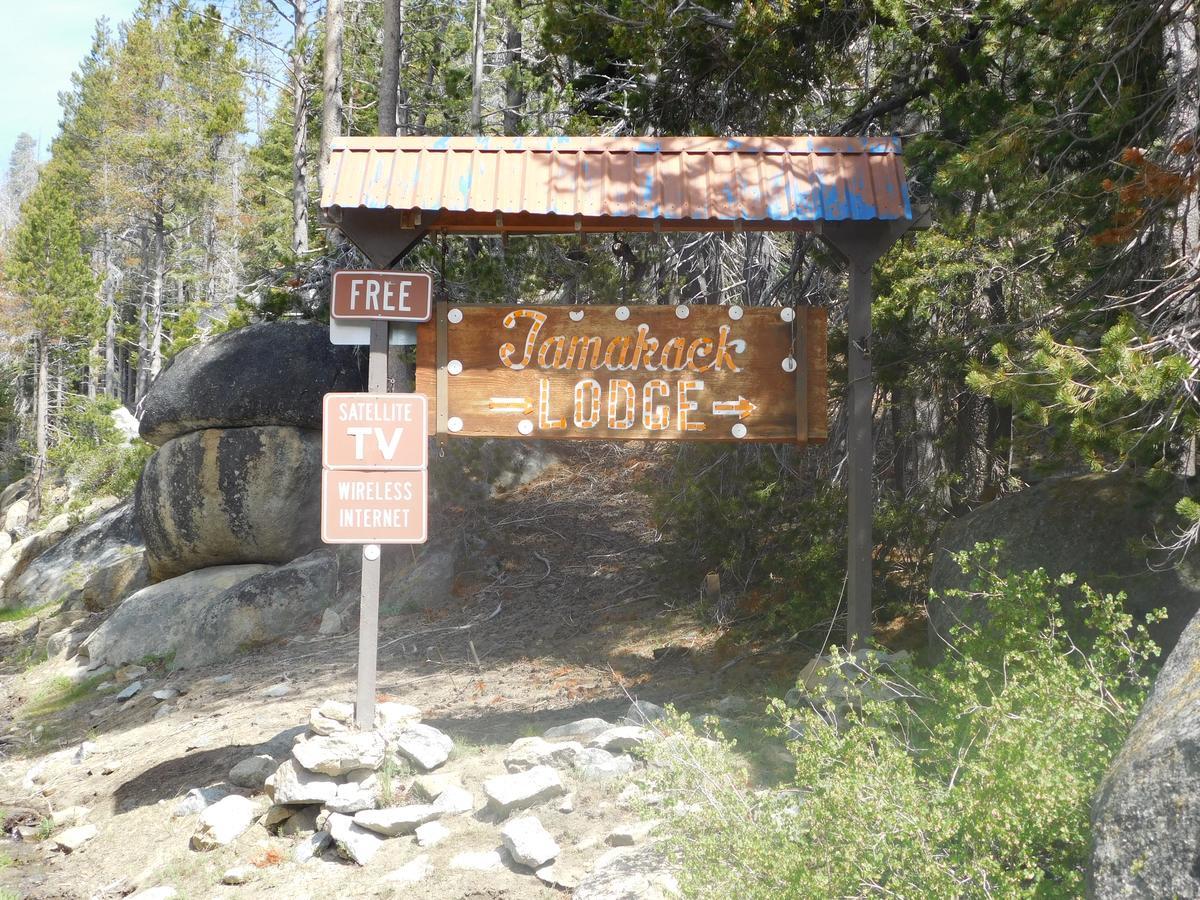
[638,547,1161,898]
[44,396,152,518]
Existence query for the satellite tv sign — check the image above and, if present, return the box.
[320,393,429,544]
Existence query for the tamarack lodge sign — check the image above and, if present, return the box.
[416,303,827,443]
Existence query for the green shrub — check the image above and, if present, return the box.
[43,396,152,519]
[638,547,1161,898]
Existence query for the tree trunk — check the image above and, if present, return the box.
[138,213,166,402]
[30,335,49,522]
[470,0,488,133]
[503,3,523,135]
[379,0,402,136]
[318,0,344,200]
[291,0,309,256]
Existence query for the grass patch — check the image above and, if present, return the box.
[20,673,108,720]
[0,600,60,624]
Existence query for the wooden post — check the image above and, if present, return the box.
[355,319,390,729]
[845,261,873,648]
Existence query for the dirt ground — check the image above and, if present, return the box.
[0,443,815,899]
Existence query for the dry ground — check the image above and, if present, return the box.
[0,444,813,899]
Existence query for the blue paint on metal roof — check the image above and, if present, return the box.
[432,136,450,149]
[636,140,661,153]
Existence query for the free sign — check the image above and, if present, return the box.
[331,271,432,321]
[321,393,428,544]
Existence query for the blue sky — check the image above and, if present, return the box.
[0,1,142,166]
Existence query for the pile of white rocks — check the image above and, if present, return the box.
[193,699,657,878]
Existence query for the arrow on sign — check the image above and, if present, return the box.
[488,397,534,414]
[712,396,757,420]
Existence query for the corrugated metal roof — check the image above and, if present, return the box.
[321,136,910,234]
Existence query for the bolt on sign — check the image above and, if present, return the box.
[415,304,827,443]
[331,271,432,322]
[321,393,428,544]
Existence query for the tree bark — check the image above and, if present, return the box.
[470,0,488,133]
[30,334,49,522]
[318,0,344,199]
[379,0,402,136]
[503,3,523,135]
[291,0,310,256]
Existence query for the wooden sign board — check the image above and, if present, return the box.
[321,470,428,544]
[331,270,432,322]
[323,393,427,470]
[416,304,826,443]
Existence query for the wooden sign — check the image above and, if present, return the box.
[321,470,428,544]
[323,393,427,470]
[331,270,432,321]
[416,304,826,443]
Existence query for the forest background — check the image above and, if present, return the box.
[0,0,1196,636]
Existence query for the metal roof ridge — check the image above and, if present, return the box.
[330,135,905,155]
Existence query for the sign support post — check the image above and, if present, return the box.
[355,319,389,728]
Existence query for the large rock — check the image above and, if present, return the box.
[80,551,337,670]
[4,501,148,611]
[1089,609,1200,898]
[0,509,85,598]
[381,540,458,614]
[293,731,386,776]
[929,472,1198,656]
[136,427,324,579]
[138,321,364,446]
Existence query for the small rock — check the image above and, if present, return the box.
[51,806,90,828]
[501,815,561,868]
[715,695,749,716]
[267,759,342,805]
[115,681,142,702]
[294,829,332,864]
[292,731,386,776]
[606,820,660,847]
[173,786,227,817]
[536,861,586,890]
[327,812,385,865]
[317,608,342,635]
[325,768,380,813]
[449,848,504,871]
[432,785,474,815]
[262,804,295,827]
[393,723,454,771]
[100,761,121,775]
[384,853,433,883]
[74,740,98,764]
[353,804,440,836]
[191,795,255,850]
[95,681,114,692]
[278,806,320,836]
[575,748,635,782]
[543,718,612,741]
[415,820,450,847]
[588,725,653,753]
[222,866,251,885]
[558,794,575,814]
[483,765,564,816]
[504,736,586,772]
[573,845,680,900]
[229,754,277,790]
[624,700,667,725]
[309,700,354,736]
[154,704,173,720]
[263,682,292,698]
[214,674,234,684]
[54,824,98,852]
[117,664,148,682]
[374,701,421,735]
[152,688,180,702]
[411,771,463,801]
